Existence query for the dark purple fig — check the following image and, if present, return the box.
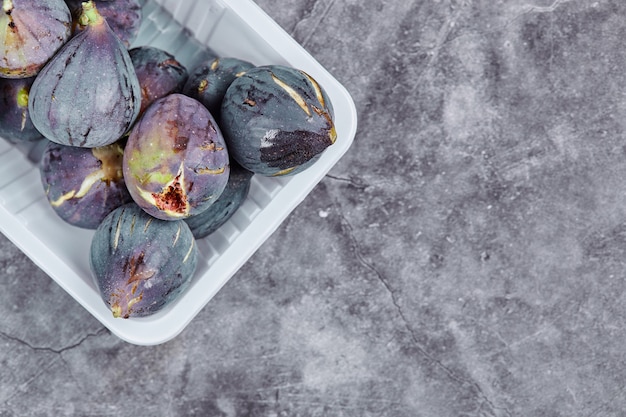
[123,93,230,221]
[65,0,141,47]
[28,1,141,148]
[184,160,253,239]
[182,57,254,120]
[0,0,72,78]
[129,46,188,115]
[220,65,336,177]
[40,140,133,229]
[0,76,43,142]
[90,202,198,318]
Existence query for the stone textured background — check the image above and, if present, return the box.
[3,0,626,416]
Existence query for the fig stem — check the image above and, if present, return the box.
[16,87,29,108]
[111,304,122,318]
[2,0,12,14]
[78,1,103,26]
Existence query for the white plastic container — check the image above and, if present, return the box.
[0,0,357,345]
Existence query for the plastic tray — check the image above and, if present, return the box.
[0,0,357,345]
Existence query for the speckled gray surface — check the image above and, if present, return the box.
[3,0,626,416]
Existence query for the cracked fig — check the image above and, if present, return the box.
[90,203,198,319]
[220,64,336,176]
[123,93,230,220]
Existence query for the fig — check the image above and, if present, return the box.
[0,0,72,78]
[40,140,133,229]
[123,93,230,220]
[0,76,43,142]
[28,1,141,148]
[184,160,253,239]
[220,65,336,176]
[90,202,198,318]
[65,0,141,48]
[129,45,188,115]
[182,57,254,120]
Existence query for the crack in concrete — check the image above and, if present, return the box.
[337,209,512,417]
[300,0,337,49]
[0,326,109,354]
[525,0,575,13]
[325,174,369,190]
[0,327,110,406]
[284,0,317,35]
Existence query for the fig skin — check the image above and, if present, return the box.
[28,1,141,148]
[123,93,230,221]
[40,140,133,229]
[220,65,336,177]
[90,202,198,319]
[0,76,43,142]
[0,0,72,78]
[184,160,253,239]
[129,46,188,116]
[182,57,254,120]
[65,0,142,47]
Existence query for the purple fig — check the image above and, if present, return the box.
[0,0,72,79]
[28,1,141,148]
[220,65,336,176]
[90,202,198,318]
[0,76,43,142]
[65,0,141,47]
[129,45,188,115]
[123,93,230,220]
[182,57,254,120]
[184,159,253,239]
[40,140,133,229]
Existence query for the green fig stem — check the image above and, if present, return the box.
[78,1,103,26]
[2,0,13,14]
[16,87,28,108]
[17,87,28,130]
[111,304,122,318]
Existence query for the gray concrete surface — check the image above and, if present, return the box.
[2,0,626,415]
